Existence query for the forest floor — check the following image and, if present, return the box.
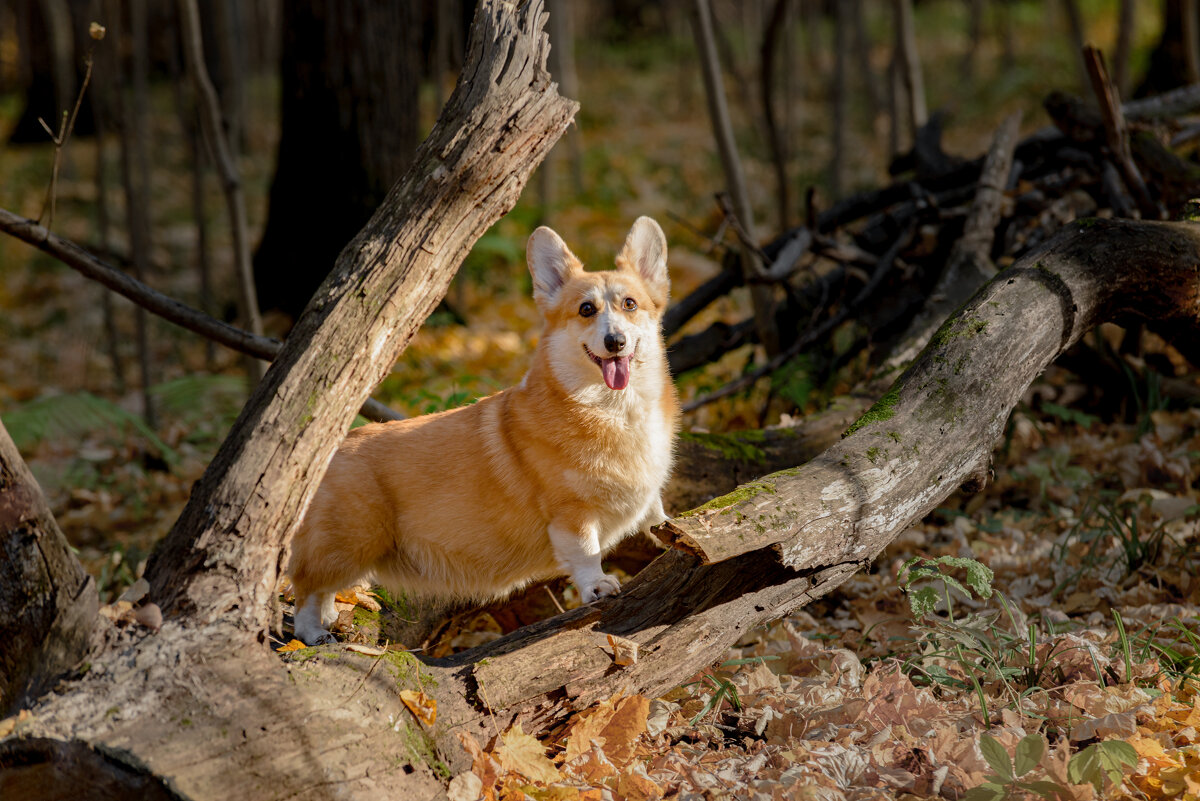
[2,1,1199,799]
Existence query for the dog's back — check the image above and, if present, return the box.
[290,217,678,644]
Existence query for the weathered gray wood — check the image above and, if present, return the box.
[659,218,1200,567]
[0,419,97,716]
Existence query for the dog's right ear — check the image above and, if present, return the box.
[527,226,578,311]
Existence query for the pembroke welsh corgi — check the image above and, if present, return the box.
[290,217,680,645]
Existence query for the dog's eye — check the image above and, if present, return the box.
[579,301,596,317]
[623,298,638,311]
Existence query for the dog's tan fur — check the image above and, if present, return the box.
[290,217,679,645]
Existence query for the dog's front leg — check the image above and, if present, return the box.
[638,495,668,536]
[549,521,621,603]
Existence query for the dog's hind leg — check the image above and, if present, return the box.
[294,592,339,645]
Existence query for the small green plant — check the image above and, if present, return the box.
[1040,402,1099,430]
[3,391,178,466]
[898,555,995,620]
[964,732,1139,800]
[965,733,1067,801]
[1067,740,1138,793]
[682,656,777,726]
[771,354,815,410]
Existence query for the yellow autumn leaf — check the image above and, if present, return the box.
[497,726,561,786]
[276,639,307,653]
[400,689,437,727]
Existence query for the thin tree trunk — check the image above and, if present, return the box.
[761,0,791,229]
[999,0,1016,68]
[851,0,882,119]
[1186,0,1200,84]
[114,0,157,427]
[553,0,583,194]
[1114,0,1136,95]
[963,0,984,83]
[188,107,214,369]
[212,0,247,153]
[178,0,266,382]
[830,0,850,197]
[690,0,780,356]
[1062,0,1090,90]
[89,29,126,394]
[892,0,927,137]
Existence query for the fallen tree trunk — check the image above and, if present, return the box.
[660,218,1200,566]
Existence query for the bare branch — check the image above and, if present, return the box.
[0,208,401,423]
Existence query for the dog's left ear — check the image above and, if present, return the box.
[617,216,669,309]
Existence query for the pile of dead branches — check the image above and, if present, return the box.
[668,75,1200,411]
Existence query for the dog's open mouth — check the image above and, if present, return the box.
[584,345,631,390]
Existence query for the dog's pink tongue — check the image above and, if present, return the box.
[602,355,631,390]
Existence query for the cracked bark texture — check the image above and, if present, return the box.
[0,420,97,716]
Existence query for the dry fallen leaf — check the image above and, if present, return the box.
[457,731,499,793]
[400,689,438,727]
[497,726,561,786]
[607,633,639,666]
[562,693,649,768]
[276,639,307,653]
[447,771,483,801]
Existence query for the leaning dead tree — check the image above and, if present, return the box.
[4,6,1200,801]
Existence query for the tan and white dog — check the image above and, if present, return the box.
[290,217,680,645]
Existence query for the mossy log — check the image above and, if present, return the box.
[659,218,1200,566]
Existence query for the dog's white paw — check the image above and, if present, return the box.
[578,574,622,604]
[295,593,339,645]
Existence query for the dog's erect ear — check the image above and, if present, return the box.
[617,216,669,308]
[527,226,578,311]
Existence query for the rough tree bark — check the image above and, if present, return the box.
[0,420,96,718]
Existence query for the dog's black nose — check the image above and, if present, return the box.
[604,332,626,353]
